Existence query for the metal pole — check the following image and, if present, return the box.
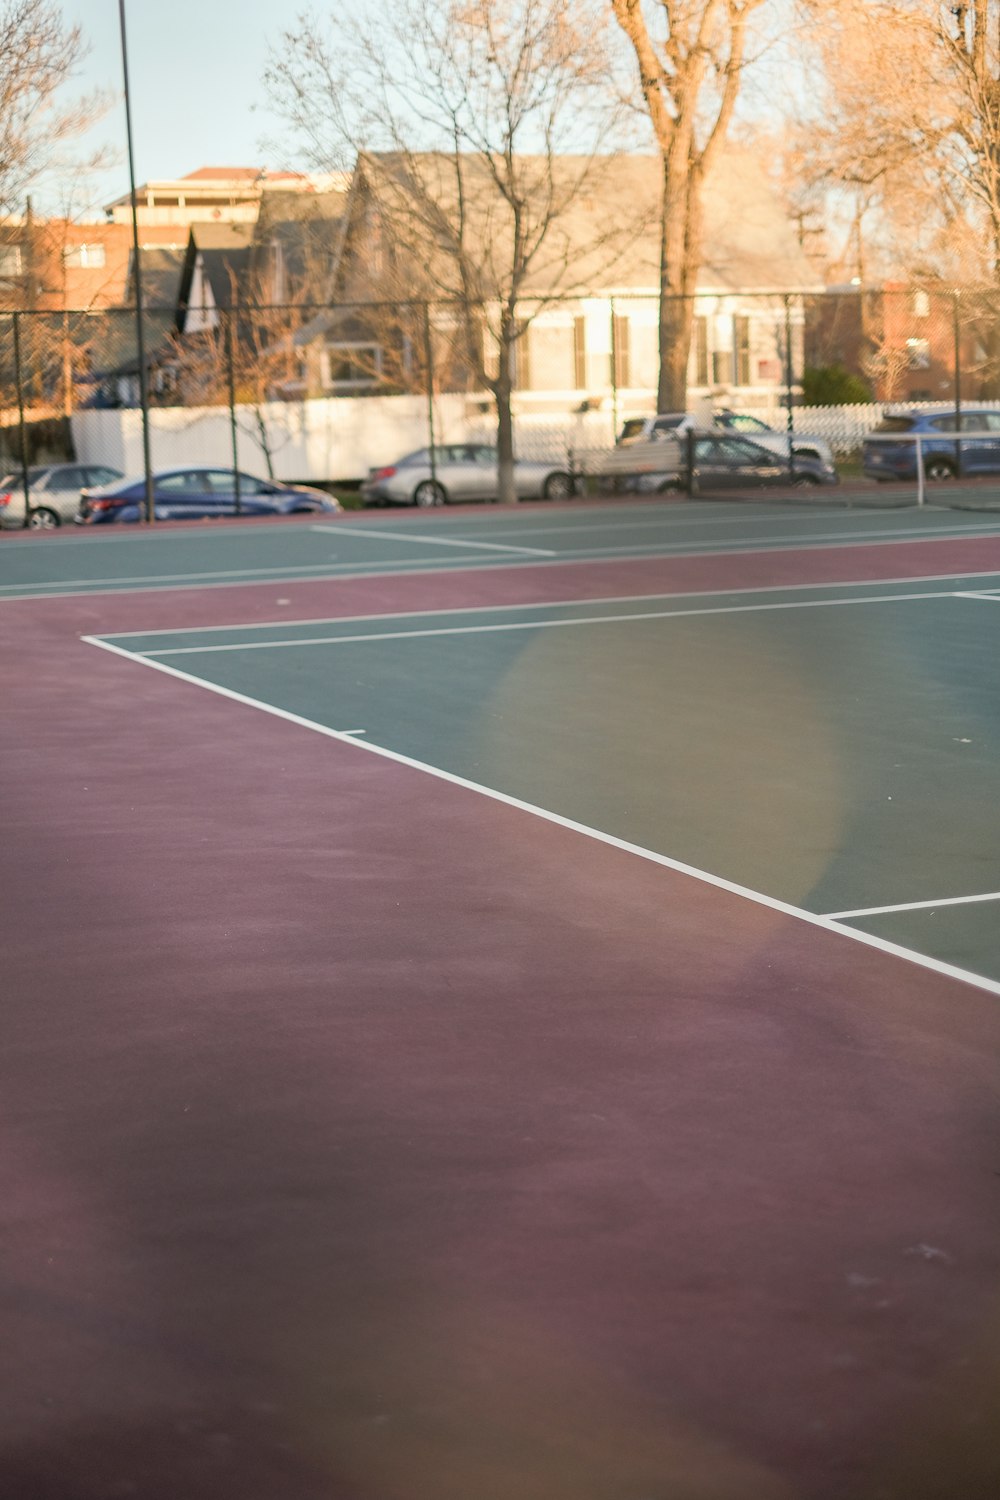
[609,296,619,440]
[12,312,30,529]
[953,289,962,478]
[118,0,154,524]
[226,307,241,514]
[423,302,437,487]
[784,295,795,481]
[916,433,925,508]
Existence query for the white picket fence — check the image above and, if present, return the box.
[70,392,990,482]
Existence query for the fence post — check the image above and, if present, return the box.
[784,294,795,481]
[609,296,619,441]
[953,290,962,478]
[423,302,437,489]
[12,311,30,530]
[225,305,241,515]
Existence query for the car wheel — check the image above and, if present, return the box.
[413,480,446,507]
[542,471,574,500]
[791,475,819,488]
[925,458,955,481]
[29,507,60,530]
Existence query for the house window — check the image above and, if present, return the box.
[712,347,733,385]
[322,341,382,388]
[906,337,931,369]
[512,323,531,389]
[269,241,286,303]
[64,243,107,269]
[612,314,631,388]
[734,315,751,385]
[912,290,930,318]
[0,245,23,277]
[693,316,709,386]
[573,316,587,389]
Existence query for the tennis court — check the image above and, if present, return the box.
[4,498,1000,1498]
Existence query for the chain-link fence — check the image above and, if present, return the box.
[1,286,995,526]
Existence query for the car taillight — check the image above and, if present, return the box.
[89,499,115,512]
[371,465,396,480]
[0,492,11,507]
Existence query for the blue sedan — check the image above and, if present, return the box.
[77,467,341,523]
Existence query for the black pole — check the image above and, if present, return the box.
[609,296,619,439]
[12,312,30,529]
[118,0,154,524]
[226,307,241,514]
[423,302,437,487]
[953,290,962,477]
[784,295,795,481]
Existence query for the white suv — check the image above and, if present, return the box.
[618,411,834,468]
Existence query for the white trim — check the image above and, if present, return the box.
[80,633,1000,1000]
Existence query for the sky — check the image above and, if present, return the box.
[51,0,303,216]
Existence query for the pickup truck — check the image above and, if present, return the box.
[618,410,835,468]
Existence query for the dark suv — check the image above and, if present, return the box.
[862,409,1000,481]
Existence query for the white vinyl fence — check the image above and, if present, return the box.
[71,394,998,482]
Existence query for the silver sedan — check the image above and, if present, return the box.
[361,444,576,506]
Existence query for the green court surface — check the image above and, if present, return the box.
[7,498,1000,596]
[93,573,1000,990]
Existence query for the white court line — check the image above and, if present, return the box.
[80,633,1000,1001]
[956,590,1000,602]
[139,587,960,657]
[312,524,554,556]
[10,526,1000,603]
[828,891,1000,920]
[434,507,930,540]
[99,568,1000,641]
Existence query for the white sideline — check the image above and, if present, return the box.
[138,587,960,657]
[828,891,1000,920]
[81,633,1000,1001]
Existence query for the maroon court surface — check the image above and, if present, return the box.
[3,518,1000,1499]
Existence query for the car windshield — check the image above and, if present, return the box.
[619,419,648,441]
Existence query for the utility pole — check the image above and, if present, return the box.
[118,0,155,523]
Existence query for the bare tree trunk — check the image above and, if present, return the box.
[254,403,275,478]
[657,162,703,412]
[495,353,517,504]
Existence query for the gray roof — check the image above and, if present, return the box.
[355,149,822,301]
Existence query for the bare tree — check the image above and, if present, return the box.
[267,0,631,503]
[610,0,767,410]
[0,1,109,223]
[795,1,1000,285]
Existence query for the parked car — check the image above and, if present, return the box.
[617,411,835,468]
[0,463,124,530]
[690,434,838,490]
[614,432,838,493]
[77,468,341,524]
[361,444,575,506]
[862,408,1000,481]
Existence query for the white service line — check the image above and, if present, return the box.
[80,633,1000,1001]
[827,891,1000,920]
[955,590,1000,602]
[139,588,957,657]
[311,524,554,556]
[93,568,1000,641]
